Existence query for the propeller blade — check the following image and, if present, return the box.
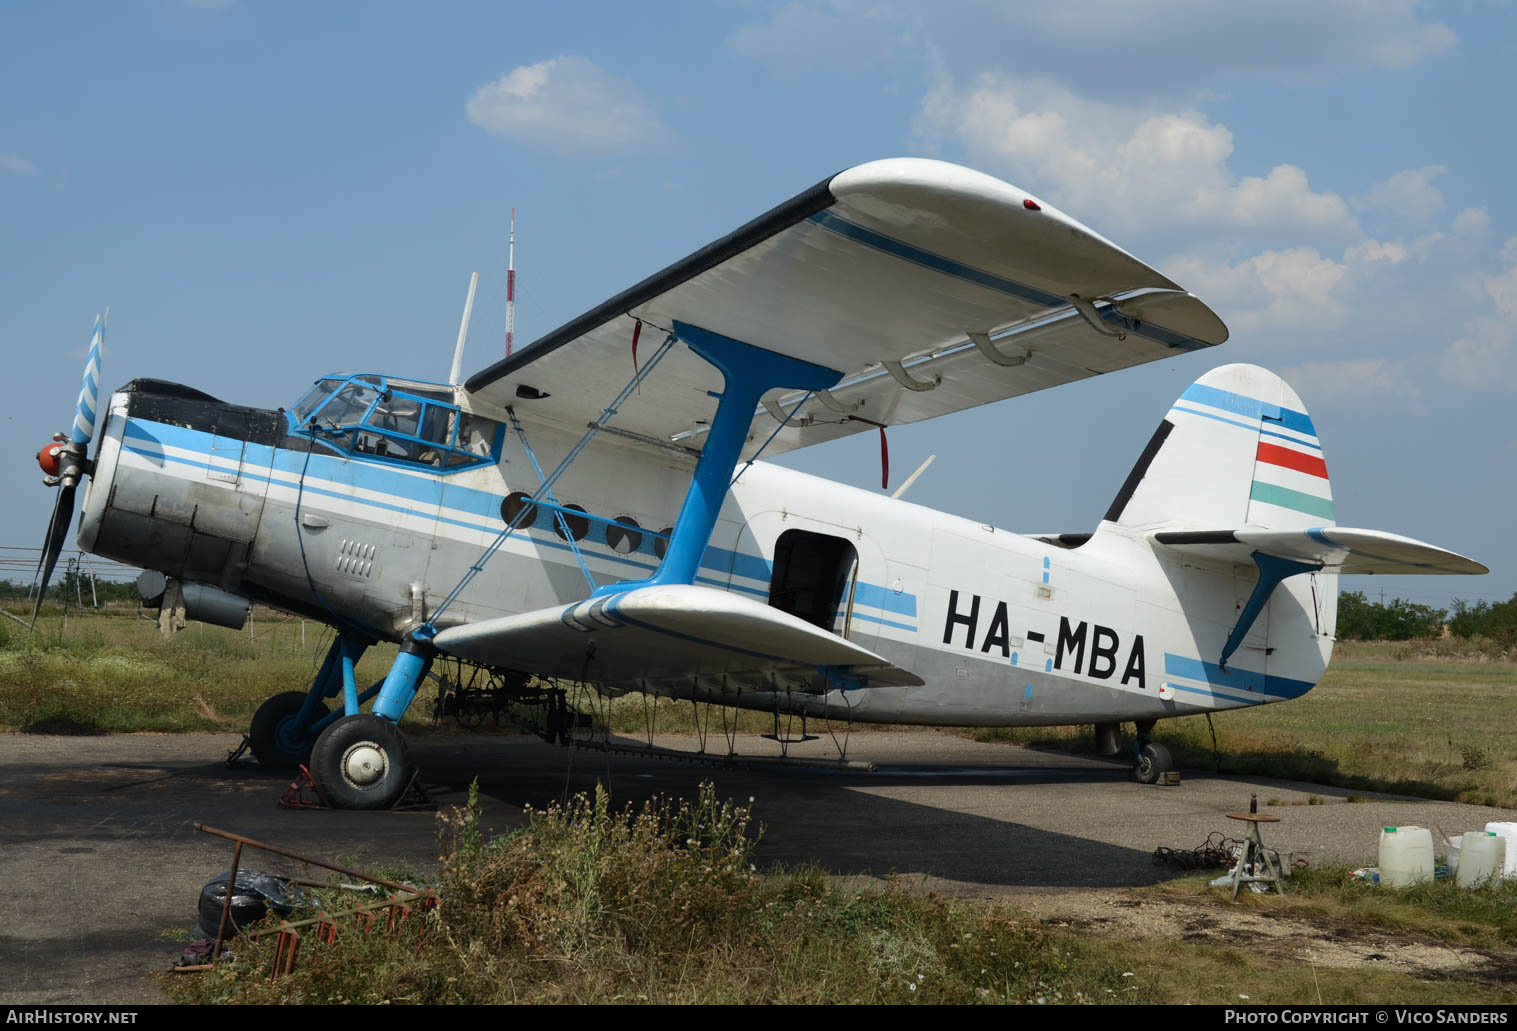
[30,314,104,627]
[71,314,104,447]
[29,482,77,626]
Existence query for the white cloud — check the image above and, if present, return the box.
[732,1,901,73]
[914,74,1359,247]
[734,1,1454,98]
[467,57,673,156]
[1344,239,1408,266]
[1452,208,1491,235]
[1441,240,1517,390]
[1353,166,1446,220]
[1,155,36,175]
[1485,249,1517,317]
[1283,359,1422,411]
[1166,247,1347,334]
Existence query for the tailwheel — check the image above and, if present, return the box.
[249,691,327,770]
[309,714,414,810]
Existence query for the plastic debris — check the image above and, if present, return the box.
[194,869,306,942]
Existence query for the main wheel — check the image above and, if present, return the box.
[1133,741,1173,785]
[309,714,414,810]
[249,691,327,769]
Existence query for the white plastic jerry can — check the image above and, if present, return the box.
[1484,822,1517,878]
[1458,830,1506,888]
[1379,826,1435,887]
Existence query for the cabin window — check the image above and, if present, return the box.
[501,491,538,527]
[767,529,859,633]
[607,517,642,555]
[553,504,591,542]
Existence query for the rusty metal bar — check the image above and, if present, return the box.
[193,823,420,893]
[249,891,433,936]
[270,926,301,985]
[210,839,244,964]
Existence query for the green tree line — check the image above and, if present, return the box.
[1336,589,1517,645]
[0,575,140,605]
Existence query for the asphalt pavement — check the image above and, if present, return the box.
[3,728,1513,1004]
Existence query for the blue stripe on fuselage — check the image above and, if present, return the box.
[1163,653,1316,701]
[120,418,922,615]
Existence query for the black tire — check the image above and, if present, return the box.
[249,691,326,770]
[309,714,413,810]
[1133,741,1173,785]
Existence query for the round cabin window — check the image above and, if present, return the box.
[500,491,538,528]
[554,504,591,542]
[653,526,674,560]
[606,516,642,555]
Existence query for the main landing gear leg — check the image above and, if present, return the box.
[1131,719,1173,785]
[248,633,368,769]
[308,634,435,809]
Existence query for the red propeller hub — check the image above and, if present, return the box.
[37,442,63,477]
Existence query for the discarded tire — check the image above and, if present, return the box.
[193,870,298,941]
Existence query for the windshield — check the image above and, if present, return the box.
[292,377,345,426]
[314,381,381,428]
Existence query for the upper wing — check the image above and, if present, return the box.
[1151,527,1488,575]
[431,584,923,693]
[464,158,1227,462]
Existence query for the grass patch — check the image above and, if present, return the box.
[1206,865,1517,951]
[0,605,414,734]
[164,784,1517,1005]
[1110,938,1510,1006]
[970,641,1517,808]
[165,783,1147,1005]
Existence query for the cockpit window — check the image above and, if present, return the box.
[292,378,345,425]
[288,373,500,473]
[315,382,381,429]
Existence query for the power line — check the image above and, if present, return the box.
[0,546,139,583]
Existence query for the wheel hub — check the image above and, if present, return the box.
[274,715,308,755]
[341,743,387,787]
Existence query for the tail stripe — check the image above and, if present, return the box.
[1249,482,1335,520]
[1259,425,1322,451]
[1179,382,1318,436]
[1256,441,1328,479]
[1170,402,1257,433]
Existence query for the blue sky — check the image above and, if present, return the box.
[3,0,1513,612]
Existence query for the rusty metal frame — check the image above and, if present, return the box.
[173,823,437,976]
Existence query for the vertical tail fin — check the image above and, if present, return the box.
[1108,364,1333,531]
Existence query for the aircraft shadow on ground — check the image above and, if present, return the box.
[418,738,1174,890]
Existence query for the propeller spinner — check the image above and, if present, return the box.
[30,313,104,625]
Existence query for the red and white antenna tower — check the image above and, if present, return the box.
[505,208,516,358]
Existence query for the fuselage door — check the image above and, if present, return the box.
[768,527,860,637]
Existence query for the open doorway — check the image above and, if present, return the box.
[767,529,859,634]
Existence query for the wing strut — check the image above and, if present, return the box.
[506,408,597,591]
[592,320,842,596]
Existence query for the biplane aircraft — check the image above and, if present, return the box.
[32,158,1486,808]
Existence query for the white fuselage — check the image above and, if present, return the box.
[79,389,1337,728]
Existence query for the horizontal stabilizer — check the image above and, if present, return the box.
[1151,527,1487,575]
[431,584,923,693]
